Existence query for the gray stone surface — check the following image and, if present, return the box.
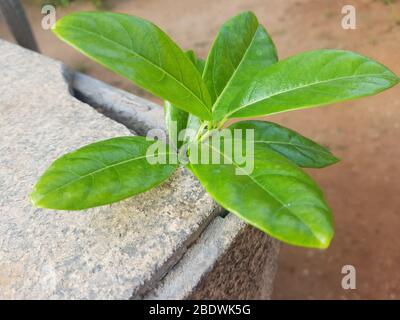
[0,39,280,300]
[189,222,280,300]
[145,214,246,299]
[146,214,280,300]
[0,40,222,299]
[72,72,165,136]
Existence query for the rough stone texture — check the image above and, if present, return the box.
[146,214,280,300]
[72,72,165,136]
[190,222,280,300]
[145,214,245,299]
[0,40,221,299]
[0,39,280,300]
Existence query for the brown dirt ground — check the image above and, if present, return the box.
[1,0,399,299]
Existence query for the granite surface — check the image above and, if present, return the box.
[0,40,221,299]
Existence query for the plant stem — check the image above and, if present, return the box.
[199,130,214,142]
[195,122,208,141]
[216,117,228,130]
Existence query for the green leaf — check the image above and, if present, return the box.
[215,49,399,119]
[228,120,339,168]
[53,12,212,120]
[203,11,277,110]
[165,50,205,149]
[165,100,188,150]
[186,49,206,73]
[184,114,202,141]
[189,138,334,248]
[30,136,177,210]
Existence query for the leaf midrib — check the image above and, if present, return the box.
[210,25,260,113]
[204,142,321,240]
[56,23,211,118]
[36,153,172,199]
[226,73,396,118]
[253,140,333,156]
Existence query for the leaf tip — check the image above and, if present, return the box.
[325,154,340,167]
[239,10,257,17]
[51,15,65,36]
[29,188,43,209]
[313,224,334,249]
[316,235,333,249]
[51,21,59,35]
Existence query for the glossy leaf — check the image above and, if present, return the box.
[165,50,205,148]
[184,114,202,140]
[53,12,212,120]
[203,11,277,113]
[44,10,400,250]
[186,49,206,73]
[30,136,177,210]
[185,52,205,138]
[165,100,189,150]
[214,49,399,119]
[228,120,339,168]
[189,138,334,248]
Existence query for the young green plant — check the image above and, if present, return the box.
[30,11,399,249]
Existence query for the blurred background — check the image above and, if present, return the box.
[1,0,399,299]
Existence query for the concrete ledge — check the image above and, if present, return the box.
[146,215,279,300]
[72,72,165,136]
[0,40,280,299]
[189,221,280,299]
